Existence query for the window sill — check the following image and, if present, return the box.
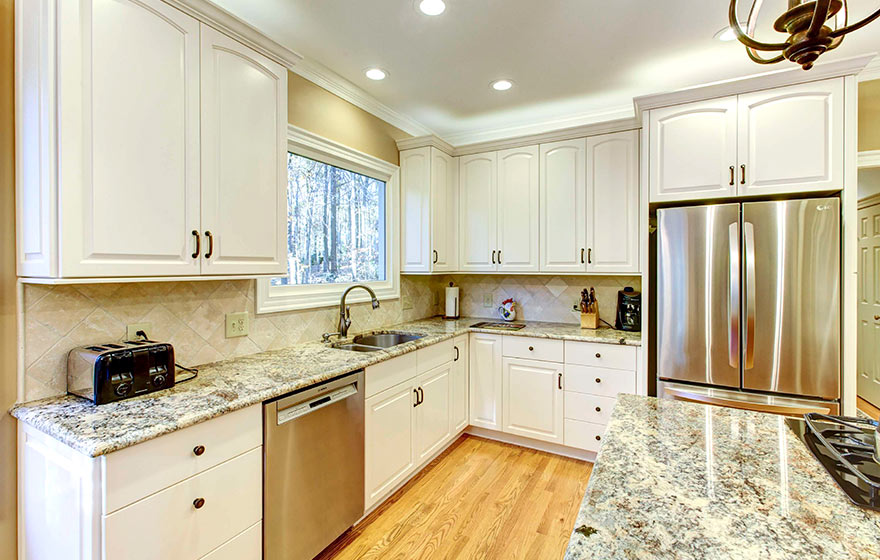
[255,278,399,314]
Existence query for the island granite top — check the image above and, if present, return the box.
[10,316,639,457]
[565,394,880,560]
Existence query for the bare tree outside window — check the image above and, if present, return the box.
[272,153,386,287]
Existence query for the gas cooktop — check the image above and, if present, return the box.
[786,414,880,511]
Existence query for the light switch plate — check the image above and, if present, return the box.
[126,323,152,341]
[401,295,413,310]
[225,312,249,338]
[482,293,494,308]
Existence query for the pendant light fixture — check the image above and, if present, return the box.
[728,0,880,70]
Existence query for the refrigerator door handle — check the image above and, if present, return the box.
[728,222,740,368]
[743,221,756,370]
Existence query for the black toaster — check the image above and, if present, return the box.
[67,340,175,404]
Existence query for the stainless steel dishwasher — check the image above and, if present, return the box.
[264,370,364,560]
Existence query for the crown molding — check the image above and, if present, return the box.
[859,56,880,82]
[291,58,434,138]
[634,53,876,121]
[396,135,457,155]
[859,150,880,169]
[164,0,302,69]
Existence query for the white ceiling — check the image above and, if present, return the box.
[213,0,880,144]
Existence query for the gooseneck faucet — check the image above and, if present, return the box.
[334,284,380,339]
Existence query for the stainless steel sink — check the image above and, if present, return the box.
[331,332,425,352]
[353,332,424,348]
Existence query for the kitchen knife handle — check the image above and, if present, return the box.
[728,222,741,369]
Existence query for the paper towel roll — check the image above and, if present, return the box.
[445,286,460,319]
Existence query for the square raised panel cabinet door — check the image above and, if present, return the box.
[737,78,844,197]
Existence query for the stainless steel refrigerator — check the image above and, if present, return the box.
[656,197,840,413]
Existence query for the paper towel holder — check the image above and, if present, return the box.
[444,282,460,320]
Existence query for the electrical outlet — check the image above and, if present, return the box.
[401,295,413,310]
[225,312,249,338]
[482,293,494,308]
[126,323,152,341]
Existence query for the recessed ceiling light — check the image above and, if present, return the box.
[419,0,446,16]
[490,79,513,91]
[715,25,744,42]
[365,68,388,81]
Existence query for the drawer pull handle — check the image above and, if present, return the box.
[595,406,601,412]
[595,435,601,441]
[595,352,601,358]
[595,378,601,383]
[528,346,534,351]
[193,445,205,456]
[193,498,205,509]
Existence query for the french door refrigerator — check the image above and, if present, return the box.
[656,197,840,413]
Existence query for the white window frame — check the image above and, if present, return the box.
[256,125,400,314]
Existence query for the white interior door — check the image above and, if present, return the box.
[200,24,287,275]
[586,130,639,273]
[365,383,416,508]
[400,147,431,273]
[648,97,738,203]
[415,364,452,463]
[737,78,843,196]
[502,357,563,444]
[59,0,201,277]
[540,139,586,272]
[459,152,497,271]
[431,148,458,272]
[468,333,503,430]
[451,335,469,433]
[497,145,539,272]
[858,203,880,408]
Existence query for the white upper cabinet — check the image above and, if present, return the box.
[496,146,540,272]
[400,147,458,273]
[649,97,738,203]
[737,79,843,196]
[15,0,288,280]
[200,25,287,276]
[586,130,639,273]
[540,139,586,272]
[459,152,498,271]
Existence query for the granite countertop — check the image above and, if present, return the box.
[565,394,880,560]
[9,316,639,457]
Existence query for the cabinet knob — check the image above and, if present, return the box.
[528,346,534,351]
[595,378,601,384]
[595,352,601,358]
[875,315,880,321]
[193,498,205,509]
[595,435,601,441]
[193,445,205,456]
[595,406,601,412]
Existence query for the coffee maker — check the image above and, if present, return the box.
[615,287,641,332]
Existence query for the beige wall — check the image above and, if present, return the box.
[860,79,880,152]
[0,0,16,557]
[287,72,409,165]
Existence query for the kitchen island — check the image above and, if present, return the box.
[565,394,880,559]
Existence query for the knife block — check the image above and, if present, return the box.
[580,310,599,330]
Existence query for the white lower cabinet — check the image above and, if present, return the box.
[365,381,417,508]
[502,357,563,444]
[201,522,262,560]
[415,364,453,463]
[469,333,504,430]
[451,335,469,433]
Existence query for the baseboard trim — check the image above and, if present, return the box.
[465,426,597,462]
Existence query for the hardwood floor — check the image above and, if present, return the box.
[857,396,880,420]
[315,434,593,560]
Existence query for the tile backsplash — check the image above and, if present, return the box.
[21,273,638,402]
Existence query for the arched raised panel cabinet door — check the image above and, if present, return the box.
[400,147,431,273]
[431,148,459,272]
[459,152,498,271]
[497,145,539,272]
[586,130,639,273]
[539,139,586,272]
[58,0,202,277]
[501,357,563,444]
[200,24,287,275]
[737,78,843,196]
[468,333,503,430]
[649,97,738,203]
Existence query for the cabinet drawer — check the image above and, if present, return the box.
[103,447,262,560]
[201,521,261,560]
[366,352,418,398]
[564,418,606,452]
[503,336,563,362]
[103,405,261,513]
[564,365,635,398]
[564,392,616,425]
[565,341,636,370]
[418,339,454,374]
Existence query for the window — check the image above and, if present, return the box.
[257,126,399,313]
